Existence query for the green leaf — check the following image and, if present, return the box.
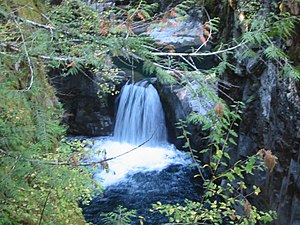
[226,172,235,182]
[224,152,230,159]
[229,138,237,145]
[244,157,256,174]
[229,129,238,137]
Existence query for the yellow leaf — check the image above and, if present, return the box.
[279,2,284,12]
[169,208,175,215]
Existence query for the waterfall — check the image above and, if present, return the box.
[82,79,200,225]
[89,79,191,187]
[113,80,167,146]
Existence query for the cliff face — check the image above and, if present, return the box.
[217,1,300,223]
[226,61,300,224]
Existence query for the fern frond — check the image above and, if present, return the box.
[188,111,211,125]
[238,48,257,60]
[208,17,221,32]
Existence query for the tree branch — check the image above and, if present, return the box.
[38,189,51,225]
[194,8,212,53]
[0,132,154,167]
[13,15,55,31]
[0,42,21,53]
[152,41,248,57]
[1,41,109,62]
[13,17,34,91]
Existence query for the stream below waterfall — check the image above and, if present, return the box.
[81,80,202,224]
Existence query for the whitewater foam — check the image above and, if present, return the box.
[90,137,191,187]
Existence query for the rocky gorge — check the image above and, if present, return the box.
[48,0,300,224]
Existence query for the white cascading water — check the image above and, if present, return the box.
[114,80,167,146]
[91,80,191,187]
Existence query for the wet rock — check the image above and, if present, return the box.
[49,69,125,136]
[246,54,266,75]
[156,81,214,149]
[149,18,204,47]
[83,0,114,11]
[238,134,257,157]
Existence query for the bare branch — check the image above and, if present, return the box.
[194,8,212,53]
[38,55,76,61]
[152,41,248,57]
[13,17,34,91]
[179,55,199,71]
[0,132,154,167]
[13,15,55,31]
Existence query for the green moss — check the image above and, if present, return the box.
[2,0,45,22]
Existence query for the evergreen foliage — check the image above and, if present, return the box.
[0,62,96,224]
[0,1,100,224]
[239,11,300,79]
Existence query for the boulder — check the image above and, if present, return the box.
[148,16,211,53]
[156,80,214,151]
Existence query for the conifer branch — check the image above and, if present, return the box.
[0,41,108,62]
[0,42,21,53]
[0,158,19,185]
[9,15,98,44]
[0,51,16,57]
[13,15,55,31]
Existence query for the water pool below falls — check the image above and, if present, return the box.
[81,80,202,224]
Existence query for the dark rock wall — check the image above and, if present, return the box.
[214,0,300,223]
[156,83,197,148]
[236,65,300,224]
[49,69,117,136]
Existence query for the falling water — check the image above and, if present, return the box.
[91,80,191,187]
[82,80,201,224]
[113,80,167,146]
